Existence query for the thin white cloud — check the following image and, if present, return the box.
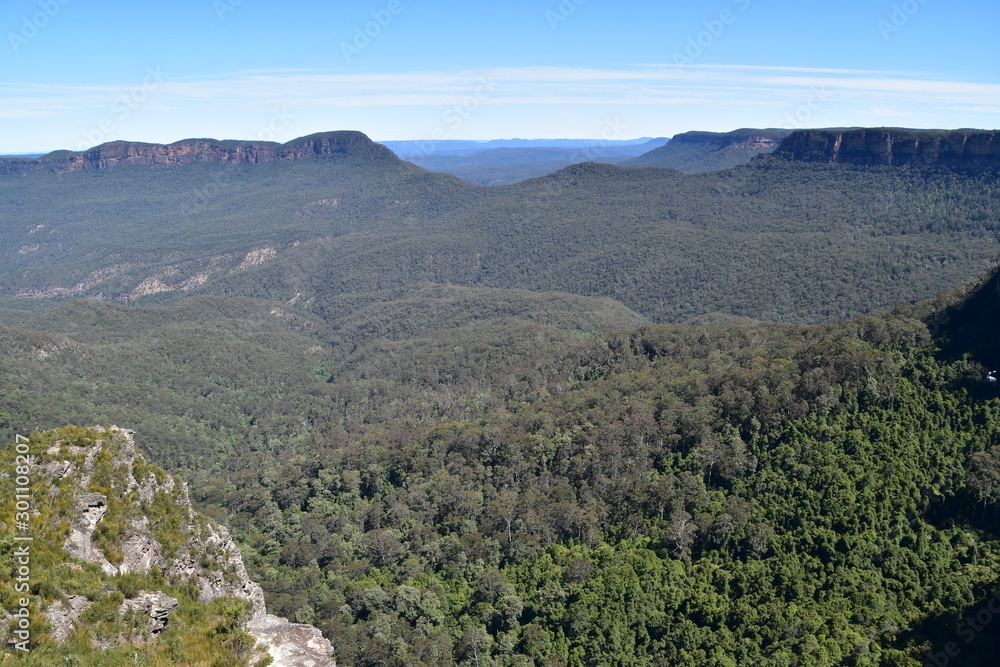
[3,64,996,151]
[7,65,998,111]
[871,105,917,117]
[632,63,925,77]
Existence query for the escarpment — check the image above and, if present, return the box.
[0,131,398,174]
[771,128,1000,169]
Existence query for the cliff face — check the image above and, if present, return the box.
[6,425,335,665]
[771,128,1000,169]
[0,131,398,174]
[50,426,268,615]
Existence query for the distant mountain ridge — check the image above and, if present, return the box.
[4,127,1000,324]
[381,137,669,185]
[12,128,996,178]
[621,128,791,171]
[0,133,669,185]
[772,128,1000,169]
[0,130,397,174]
[381,137,666,158]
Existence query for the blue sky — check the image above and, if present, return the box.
[1,0,998,152]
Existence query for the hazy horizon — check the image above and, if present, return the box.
[7,124,1000,160]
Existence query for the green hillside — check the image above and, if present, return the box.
[2,266,999,665]
[621,128,792,171]
[209,158,1000,323]
[0,287,643,476]
[205,268,1000,666]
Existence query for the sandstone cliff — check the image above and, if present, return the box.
[0,131,398,174]
[3,425,335,665]
[771,128,1000,169]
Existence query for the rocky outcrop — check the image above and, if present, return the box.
[63,492,116,575]
[45,595,93,642]
[121,591,180,638]
[43,426,333,663]
[669,128,790,151]
[167,522,268,616]
[47,426,267,615]
[0,131,398,174]
[771,128,1000,169]
[120,517,163,575]
[247,614,336,667]
[45,590,180,646]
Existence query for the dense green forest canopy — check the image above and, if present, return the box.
[2,264,999,665]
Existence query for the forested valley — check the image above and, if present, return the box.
[1,129,1000,665]
[1,265,999,664]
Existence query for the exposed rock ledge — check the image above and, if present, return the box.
[51,426,267,615]
[46,425,335,665]
[247,614,338,667]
